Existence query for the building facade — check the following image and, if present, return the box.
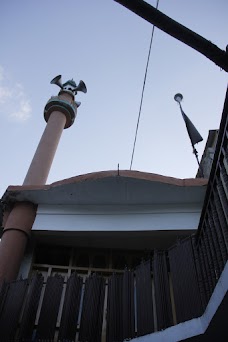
[0,87,227,341]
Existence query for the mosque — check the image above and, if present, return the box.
[0,75,227,341]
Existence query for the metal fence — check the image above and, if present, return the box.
[0,238,227,341]
[194,87,228,309]
[0,245,217,341]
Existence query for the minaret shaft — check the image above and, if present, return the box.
[23,110,66,185]
[0,82,83,282]
[0,202,36,282]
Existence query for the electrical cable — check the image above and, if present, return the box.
[130,0,160,170]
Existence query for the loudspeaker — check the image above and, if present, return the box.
[50,75,63,89]
[73,80,87,93]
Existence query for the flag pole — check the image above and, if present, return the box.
[174,93,204,177]
[179,101,201,167]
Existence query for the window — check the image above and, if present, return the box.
[34,245,70,266]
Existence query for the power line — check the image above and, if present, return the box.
[130,0,160,170]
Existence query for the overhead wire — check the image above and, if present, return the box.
[130,0,160,170]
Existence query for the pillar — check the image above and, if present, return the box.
[0,87,79,282]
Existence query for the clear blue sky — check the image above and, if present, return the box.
[0,0,227,196]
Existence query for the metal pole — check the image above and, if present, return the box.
[114,0,228,71]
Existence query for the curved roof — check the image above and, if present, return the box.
[50,170,207,187]
[3,170,207,206]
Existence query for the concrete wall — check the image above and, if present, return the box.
[32,204,202,232]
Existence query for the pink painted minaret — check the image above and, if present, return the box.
[0,75,87,282]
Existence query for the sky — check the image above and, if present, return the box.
[0,0,227,196]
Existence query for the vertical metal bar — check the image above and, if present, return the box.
[198,238,211,302]
[58,272,82,341]
[220,165,228,199]
[204,216,221,278]
[202,229,217,288]
[191,236,206,310]
[204,216,220,282]
[200,231,214,296]
[36,274,64,340]
[162,253,173,327]
[0,282,8,318]
[79,273,105,342]
[153,251,172,331]
[107,273,123,341]
[217,179,228,222]
[135,260,154,336]
[210,198,227,265]
[0,279,28,341]
[213,190,228,252]
[207,209,224,275]
[169,238,202,323]
[122,269,134,340]
[18,273,44,341]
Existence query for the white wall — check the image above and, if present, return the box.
[32,204,202,232]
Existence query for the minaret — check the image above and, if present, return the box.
[0,75,87,282]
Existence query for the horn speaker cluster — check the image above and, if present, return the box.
[50,75,87,94]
